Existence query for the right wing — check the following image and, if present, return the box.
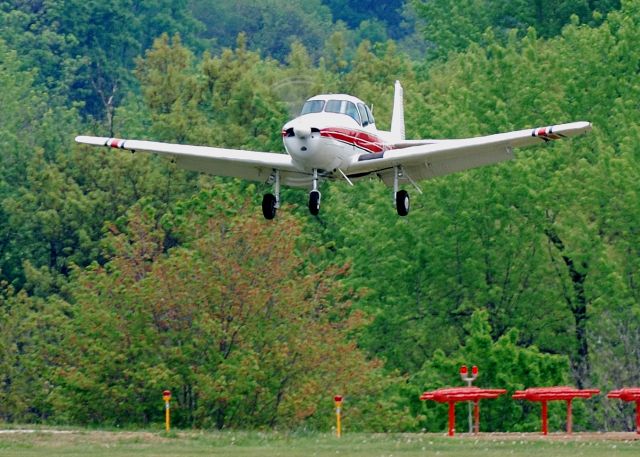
[345,121,592,185]
[74,136,311,187]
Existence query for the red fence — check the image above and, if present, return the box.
[512,387,600,435]
[420,386,506,436]
[420,385,640,436]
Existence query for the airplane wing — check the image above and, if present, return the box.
[346,121,592,186]
[74,136,311,187]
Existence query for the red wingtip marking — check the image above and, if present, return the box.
[108,138,126,148]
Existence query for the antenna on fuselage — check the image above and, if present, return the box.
[391,80,405,141]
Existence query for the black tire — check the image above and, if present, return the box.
[262,193,277,220]
[308,190,321,216]
[396,190,410,216]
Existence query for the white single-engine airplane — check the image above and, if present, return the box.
[76,81,591,219]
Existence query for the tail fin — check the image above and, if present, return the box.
[390,80,405,141]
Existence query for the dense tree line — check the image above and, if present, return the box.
[1,0,639,432]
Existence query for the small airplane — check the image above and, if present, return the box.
[76,81,591,219]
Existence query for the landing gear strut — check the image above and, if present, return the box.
[394,165,410,217]
[309,169,321,216]
[262,169,280,220]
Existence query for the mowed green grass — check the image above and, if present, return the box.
[1,429,639,457]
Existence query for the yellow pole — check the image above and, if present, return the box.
[334,395,343,438]
[163,390,171,432]
[165,401,170,432]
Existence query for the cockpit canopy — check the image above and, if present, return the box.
[300,97,375,127]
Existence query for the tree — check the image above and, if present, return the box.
[51,197,402,429]
[414,0,620,60]
[0,282,70,422]
[190,0,334,62]
[0,0,202,122]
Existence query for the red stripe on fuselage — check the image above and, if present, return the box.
[320,128,388,153]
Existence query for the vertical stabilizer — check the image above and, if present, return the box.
[391,80,405,141]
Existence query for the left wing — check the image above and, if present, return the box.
[345,121,592,185]
[74,136,310,186]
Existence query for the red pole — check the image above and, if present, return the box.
[474,400,479,434]
[448,401,456,436]
[566,399,573,434]
[541,401,548,436]
[636,401,640,434]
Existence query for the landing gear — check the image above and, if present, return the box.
[309,190,321,215]
[262,169,280,220]
[394,165,410,217]
[396,189,410,216]
[262,193,277,219]
[308,168,321,216]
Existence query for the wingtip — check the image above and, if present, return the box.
[576,121,592,135]
[573,121,592,132]
[556,121,592,135]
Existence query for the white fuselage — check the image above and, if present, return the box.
[282,94,395,173]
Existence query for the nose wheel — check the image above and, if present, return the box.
[308,169,321,216]
[309,190,321,215]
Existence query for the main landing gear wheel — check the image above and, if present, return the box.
[396,190,410,216]
[308,190,321,216]
[262,193,277,220]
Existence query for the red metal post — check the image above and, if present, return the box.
[566,399,573,434]
[448,401,456,436]
[474,400,480,434]
[636,401,640,434]
[541,401,548,436]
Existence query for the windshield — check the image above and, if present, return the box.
[300,100,325,115]
[325,99,361,124]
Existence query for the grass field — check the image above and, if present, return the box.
[1,429,639,457]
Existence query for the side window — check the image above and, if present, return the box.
[357,103,369,126]
[345,101,361,125]
[365,104,375,125]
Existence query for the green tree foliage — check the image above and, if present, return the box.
[324,0,404,31]
[414,0,621,60]
[0,37,195,293]
[190,0,334,61]
[0,39,81,290]
[48,199,401,429]
[0,283,70,422]
[0,0,201,121]
[136,34,290,152]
